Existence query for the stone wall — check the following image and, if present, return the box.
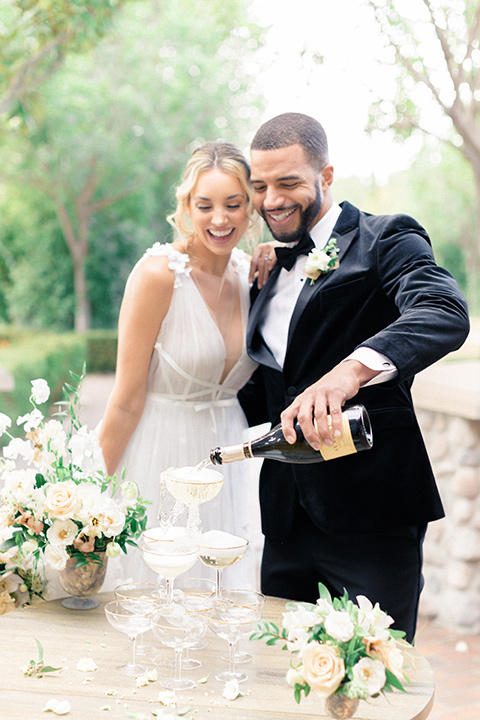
[412,360,480,632]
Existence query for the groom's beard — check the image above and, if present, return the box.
[261,182,322,244]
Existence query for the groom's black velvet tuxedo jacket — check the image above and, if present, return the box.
[240,201,470,539]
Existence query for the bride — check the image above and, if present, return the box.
[99,140,272,588]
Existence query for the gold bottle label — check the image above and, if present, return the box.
[318,413,356,461]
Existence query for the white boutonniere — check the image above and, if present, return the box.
[304,238,339,285]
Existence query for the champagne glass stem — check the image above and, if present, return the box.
[174,648,183,683]
[228,640,237,677]
[165,579,173,605]
[215,568,223,598]
[130,634,137,669]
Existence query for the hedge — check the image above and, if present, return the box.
[0,327,117,440]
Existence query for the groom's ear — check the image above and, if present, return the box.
[320,164,334,190]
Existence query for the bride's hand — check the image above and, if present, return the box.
[249,242,278,289]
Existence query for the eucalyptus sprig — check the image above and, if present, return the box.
[23,639,62,678]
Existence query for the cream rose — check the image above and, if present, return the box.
[299,642,345,697]
[45,481,80,520]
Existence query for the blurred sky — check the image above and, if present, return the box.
[248,0,426,182]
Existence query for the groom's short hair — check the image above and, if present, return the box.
[251,113,329,171]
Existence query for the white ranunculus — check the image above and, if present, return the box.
[286,666,304,686]
[352,657,386,696]
[17,409,44,432]
[304,248,331,275]
[120,480,139,505]
[46,519,78,546]
[3,438,34,462]
[105,541,121,558]
[44,544,69,570]
[31,378,50,405]
[0,413,12,436]
[324,610,355,642]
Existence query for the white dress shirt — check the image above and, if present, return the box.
[258,203,397,385]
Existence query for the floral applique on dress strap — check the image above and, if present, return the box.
[230,247,250,276]
[143,242,192,288]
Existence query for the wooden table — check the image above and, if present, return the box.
[1,593,434,720]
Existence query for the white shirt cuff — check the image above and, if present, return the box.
[343,347,398,386]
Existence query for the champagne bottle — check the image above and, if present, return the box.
[210,404,373,465]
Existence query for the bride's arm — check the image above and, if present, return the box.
[99,257,174,477]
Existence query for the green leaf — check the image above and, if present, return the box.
[385,667,406,692]
[317,582,332,603]
[35,639,44,663]
[176,707,193,716]
[294,685,301,704]
[39,665,62,674]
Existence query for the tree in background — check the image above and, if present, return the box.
[0,0,130,119]
[366,0,480,310]
[0,0,264,331]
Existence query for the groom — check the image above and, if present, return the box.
[240,112,469,642]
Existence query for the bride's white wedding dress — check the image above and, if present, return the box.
[110,243,263,589]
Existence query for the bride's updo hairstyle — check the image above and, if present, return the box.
[167,140,260,248]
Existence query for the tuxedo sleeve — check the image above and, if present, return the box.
[237,366,270,428]
[357,215,469,384]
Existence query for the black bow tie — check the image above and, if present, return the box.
[274,233,315,271]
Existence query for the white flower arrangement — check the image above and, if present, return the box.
[304,237,339,285]
[251,583,410,704]
[0,372,150,610]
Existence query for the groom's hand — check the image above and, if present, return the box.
[281,361,378,449]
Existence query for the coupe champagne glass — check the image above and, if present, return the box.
[161,466,224,541]
[152,607,207,690]
[141,540,198,610]
[206,602,261,683]
[173,577,216,666]
[114,582,161,656]
[104,599,157,676]
[197,530,249,599]
[219,589,265,664]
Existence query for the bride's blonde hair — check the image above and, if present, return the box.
[167,140,260,249]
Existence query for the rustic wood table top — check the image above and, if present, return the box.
[1,592,434,720]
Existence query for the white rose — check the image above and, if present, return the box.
[0,413,12,436]
[46,519,78,546]
[44,544,69,570]
[324,610,355,642]
[45,482,80,520]
[31,378,50,404]
[222,678,241,700]
[352,657,386,696]
[17,409,44,432]
[98,505,125,537]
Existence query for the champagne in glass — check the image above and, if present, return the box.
[162,466,224,541]
[141,540,198,609]
[197,530,249,598]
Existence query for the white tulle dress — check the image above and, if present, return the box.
[109,243,263,590]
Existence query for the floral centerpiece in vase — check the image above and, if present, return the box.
[0,372,149,611]
[251,583,410,719]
